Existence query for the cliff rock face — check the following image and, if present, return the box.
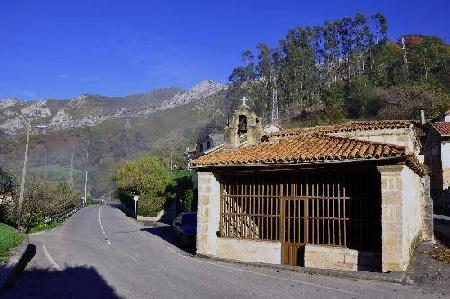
[0,80,227,137]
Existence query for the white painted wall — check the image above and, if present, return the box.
[330,128,416,154]
[441,142,450,189]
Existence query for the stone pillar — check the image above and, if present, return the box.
[196,171,220,256]
[422,176,434,241]
[377,165,407,272]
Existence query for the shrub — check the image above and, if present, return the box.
[3,177,80,230]
[137,195,165,217]
[183,189,195,212]
[116,155,173,217]
[116,156,172,197]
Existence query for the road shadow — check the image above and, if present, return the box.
[140,224,196,255]
[1,265,121,298]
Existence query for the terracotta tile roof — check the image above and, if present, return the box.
[414,125,428,139]
[433,122,450,136]
[267,120,415,139]
[190,134,407,167]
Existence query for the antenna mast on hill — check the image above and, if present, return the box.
[401,36,408,65]
[271,75,279,125]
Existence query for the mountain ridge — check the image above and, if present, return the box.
[0,80,227,137]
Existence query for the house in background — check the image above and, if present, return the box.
[424,110,450,213]
[196,134,225,155]
[190,99,433,273]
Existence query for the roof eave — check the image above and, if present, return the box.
[190,155,406,170]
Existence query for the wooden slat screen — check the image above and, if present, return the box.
[219,168,381,252]
[220,176,280,241]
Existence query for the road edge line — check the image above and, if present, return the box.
[42,245,61,271]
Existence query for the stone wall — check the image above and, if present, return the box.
[217,238,281,264]
[196,171,220,256]
[401,167,423,257]
[224,105,263,148]
[304,245,358,271]
[378,165,427,272]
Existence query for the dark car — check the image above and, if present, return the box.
[173,212,197,247]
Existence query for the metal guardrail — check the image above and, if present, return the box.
[44,205,83,223]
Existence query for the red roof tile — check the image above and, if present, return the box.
[191,134,406,167]
[433,122,450,136]
[268,120,415,139]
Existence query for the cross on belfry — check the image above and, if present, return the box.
[241,96,249,107]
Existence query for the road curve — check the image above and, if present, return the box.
[2,205,438,298]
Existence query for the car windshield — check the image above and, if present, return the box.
[181,213,197,226]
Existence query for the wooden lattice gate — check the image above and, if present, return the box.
[219,167,381,266]
[280,197,307,266]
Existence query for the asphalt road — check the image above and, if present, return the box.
[2,205,442,298]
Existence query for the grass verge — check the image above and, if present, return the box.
[27,219,62,234]
[0,223,24,263]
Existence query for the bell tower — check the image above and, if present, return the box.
[224,97,263,148]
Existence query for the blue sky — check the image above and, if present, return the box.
[0,0,448,100]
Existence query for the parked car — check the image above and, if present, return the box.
[173,212,197,247]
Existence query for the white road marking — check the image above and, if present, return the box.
[42,245,62,271]
[434,213,450,221]
[164,245,357,295]
[98,206,111,245]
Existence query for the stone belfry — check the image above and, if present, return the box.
[224,97,263,148]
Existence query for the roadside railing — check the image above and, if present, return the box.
[44,205,83,223]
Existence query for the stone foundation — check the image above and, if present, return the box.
[304,245,358,271]
[217,238,281,264]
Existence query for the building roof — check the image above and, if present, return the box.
[432,122,450,136]
[190,134,407,167]
[267,120,415,139]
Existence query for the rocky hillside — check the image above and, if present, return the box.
[0,80,227,137]
[0,80,227,196]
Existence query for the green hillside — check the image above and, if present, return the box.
[226,13,449,125]
[0,90,226,196]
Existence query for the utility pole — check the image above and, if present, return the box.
[69,152,74,187]
[17,120,31,229]
[84,140,89,205]
[170,138,174,171]
[43,149,48,180]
